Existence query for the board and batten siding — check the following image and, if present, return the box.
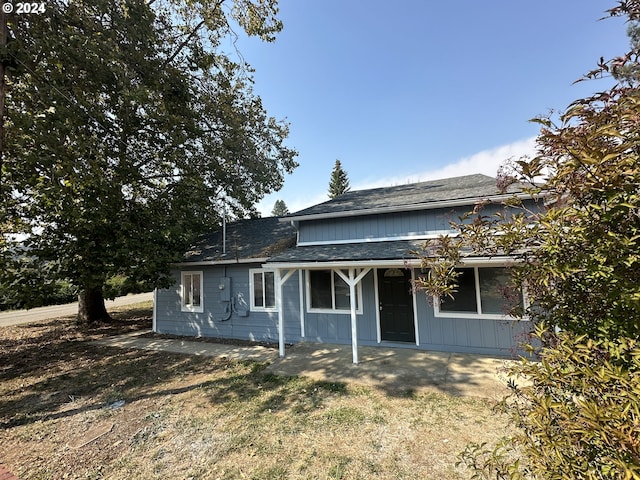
[297,204,508,244]
[298,268,526,356]
[413,282,530,356]
[301,270,378,344]
[154,264,302,344]
[154,265,529,356]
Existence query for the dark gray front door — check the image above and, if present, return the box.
[378,268,415,343]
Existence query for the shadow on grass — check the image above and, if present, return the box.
[0,309,349,430]
[196,368,349,416]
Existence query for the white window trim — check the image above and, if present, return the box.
[305,268,364,315]
[433,265,529,321]
[181,271,204,313]
[249,268,279,312]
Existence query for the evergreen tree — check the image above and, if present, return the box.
[271,199,289,216]
[328,160,350,199]
[612,21,640,84]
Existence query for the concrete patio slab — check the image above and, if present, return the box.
[266,343,513,398]
[95,332,516,399]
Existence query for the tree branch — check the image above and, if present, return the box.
[162,0,225,69]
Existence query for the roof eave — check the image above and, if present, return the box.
[266,255,516,270]
[172,257,269,267]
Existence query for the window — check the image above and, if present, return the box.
[439,268,477,313]
[307,269,362,313]
[181,271,203,313]
[250,269,277,311]
[435,266,524,318]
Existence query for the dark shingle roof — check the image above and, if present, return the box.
[267,240,425,264]
[183,217,297,263]
[182,175,525,265]
[288,174,505,218]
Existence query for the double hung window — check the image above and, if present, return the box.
[250,269,277,311]
[181,271,203,313]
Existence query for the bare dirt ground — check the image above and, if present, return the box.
[0,303,513,479]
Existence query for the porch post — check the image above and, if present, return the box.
[277,272,285,357]
[335,268,371,365]
[152,288,158,333]
[348,268,358,364]
[277,268,296,358]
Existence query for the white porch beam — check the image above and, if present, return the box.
[267,256,515,271]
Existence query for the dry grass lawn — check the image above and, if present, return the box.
[0,302,513,479]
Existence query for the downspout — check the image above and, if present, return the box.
[298,269,305,338]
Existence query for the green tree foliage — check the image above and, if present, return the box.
[458,327,640,480]
[418,77,640,339]
[271,199,289,216]
[415,2,640,477]
[328,159,350,199]
[415,13,640,341]
[0,0,297,323]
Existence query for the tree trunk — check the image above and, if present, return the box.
[78,287,112,324]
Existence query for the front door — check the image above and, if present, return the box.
[378,268,415,343]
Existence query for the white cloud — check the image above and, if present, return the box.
[353,136,538,191]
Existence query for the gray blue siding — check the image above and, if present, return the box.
[413,286,529,356]
[298,204,510,244]
[301,271,378,344]
[155,265,530,357]
[155,264,302,344]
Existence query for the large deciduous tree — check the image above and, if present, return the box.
[0,0,297,323]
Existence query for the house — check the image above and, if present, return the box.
[153,174,537,363]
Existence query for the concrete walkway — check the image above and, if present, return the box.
[94,330,278,363]
[0,292,153,327]
[96,331,516,399]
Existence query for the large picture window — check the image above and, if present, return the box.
[307,269,362,314]
[250,269,277,311]
[181,271,203,313]
[436,266,524,319]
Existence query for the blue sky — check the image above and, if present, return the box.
[229,1,630,216]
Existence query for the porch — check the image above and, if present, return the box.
[96,331,516,399]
